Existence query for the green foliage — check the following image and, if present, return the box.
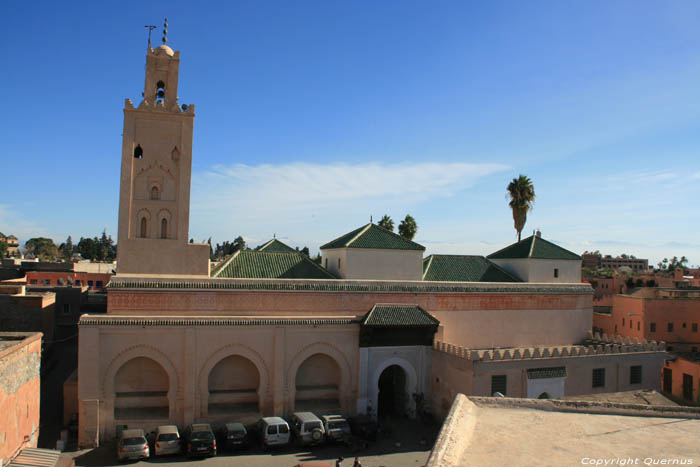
[506,174,535,241]
[646,279,656,287]
[378,215,394,232]
[24,237,59,260]
[301,246,310,256]
[0,237,7,258]
[212,235,247,260]
[59,236,74,260]
[398,214,418,240]
[76,230,116,261]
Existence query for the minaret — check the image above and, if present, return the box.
[116,22,209,276]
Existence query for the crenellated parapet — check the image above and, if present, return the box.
[433,332,666,362]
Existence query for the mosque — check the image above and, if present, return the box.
[76,37,666,446]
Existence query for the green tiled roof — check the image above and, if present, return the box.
[361,304,439,327]
[487,235,581,260]
[526,367,567,379]
[320,223,425,251]
[256,239,297,253]
[212,250,335,279]
[422,255,521,282]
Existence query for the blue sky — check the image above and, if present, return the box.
[1,1,699,266]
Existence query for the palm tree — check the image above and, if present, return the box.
[398,215,417,240]
[506,175,535,242]
[377,214,394,232]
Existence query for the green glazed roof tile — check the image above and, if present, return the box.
[487,235,581,260]
[212,250,335,279]
[361,304,439,327]
[256,239,297,253]
[320,223,425,251]
[422,255,521,282]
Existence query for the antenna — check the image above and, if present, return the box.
[144,25,157,49]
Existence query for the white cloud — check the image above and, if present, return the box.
[190,160,509,244]
[0,204,50,244]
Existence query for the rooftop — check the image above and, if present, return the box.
[361,304,440,327]
[427,395,700,467]
[255,238,297,253]
[320,223,425,251]
[0,332,41,354]
[422,255,521,282]
[211,250,335,279]
[487,234,581,261]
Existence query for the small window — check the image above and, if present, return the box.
[63,304,70,315]
[134,144,143,159]
[683,322,687,329]
[553,268,559,278]
[592,368,605,388]
[650,322,656,333]
[630,365,642,384]
[151,186,160,200]
[693,323,698,333]
[668,322,674,332]
[140,217,148,238]
[42,278,50,285]
[614,324,618,333]
[325,258,328,268]
[637,322,640,331]
[622,318,625,326]
[30,279,37,285]
[88,281,93,287]
[491,375,507,396]
[338,258,341,269]
[75,280,81,286]
[160,218,168,239]
[96,281,103,288]
[629,320,633,329]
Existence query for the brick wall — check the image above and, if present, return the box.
[0,333,42,466]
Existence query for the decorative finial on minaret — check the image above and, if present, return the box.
[145,25,156,50]
[162,18,168,44]
[370,215,373,224]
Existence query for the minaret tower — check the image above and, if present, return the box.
[116,21,209,276]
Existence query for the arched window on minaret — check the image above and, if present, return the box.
[156,80,166,103]
[140,217,148,238]
[160,218,168,239]
[134,144,143,159]
[151,186,160,200]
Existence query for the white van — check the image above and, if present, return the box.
[257,416,290,448]
[154,425,181,456]
[291,412,325,446]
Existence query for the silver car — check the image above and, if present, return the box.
[117,428,150,461]
[154,425,181,456]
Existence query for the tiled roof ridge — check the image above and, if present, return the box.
[528,236,537,258]
[210,250,241,278]
[422,255,434,280]
[346,223,373,247]
[256,238,297,253]
[362,303,440,327]
[107,278,592,294]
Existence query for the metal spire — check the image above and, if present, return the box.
[145,25,156,50]
[162,18,168,44]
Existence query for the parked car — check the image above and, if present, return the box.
[290,412,325,446]
[154,425,181,456]
[348,415,378,441]
[117,428,150,462]
[321,415,351,443]
[218,422,249,451]
[256,416,290,449]
[185,423,217,457]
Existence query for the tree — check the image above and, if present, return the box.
[233,236,246,252]
[378,215,394,232]
[0,237,7,258]
[398,215,418,241]
[24,237,59,261]
[301,246,310,256]
[506,174,535,242]
[59,236,74,261]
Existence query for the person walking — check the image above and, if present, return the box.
[336,456,344,467]
[353,457,362,467]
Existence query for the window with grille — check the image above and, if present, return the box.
[650,322,656,333]
[668,322,674,332]
[693,323,698,333]
[630,366,642,384]
[491,375,507,396]
[592,368,605,388]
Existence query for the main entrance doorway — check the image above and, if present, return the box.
[377,365,408,417]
